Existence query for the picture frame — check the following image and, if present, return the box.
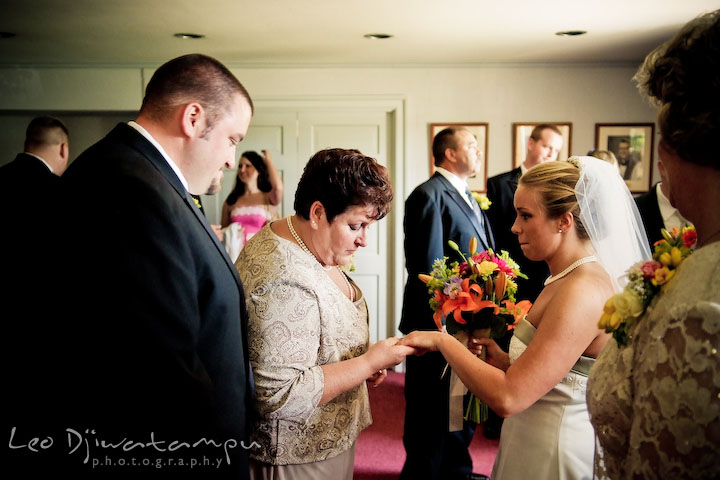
[512,122,572,168]
[429,123,489,192]
[594,123,655,193]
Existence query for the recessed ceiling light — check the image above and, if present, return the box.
[0,32,17,39]
[555,30,587,37]
[364,33,393,40]
[173,33,205,40]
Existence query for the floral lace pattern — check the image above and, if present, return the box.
[587,241,720,478]
[235,225,371,465]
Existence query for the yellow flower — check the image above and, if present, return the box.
[598,313,611,330]
[475,261,498,277]
[603,296,616,315]
[651,267,676,286]
[613,290,644,319]
[472,192,491,210]
[659,252,672,266]
[609,312,623,330]
[670,247,683,267]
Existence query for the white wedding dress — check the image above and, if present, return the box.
[491,318,595,480]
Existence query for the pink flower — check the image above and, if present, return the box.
[640,260,663,279]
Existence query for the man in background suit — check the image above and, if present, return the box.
[635,158,692,248]
[3,117,70,471]
[400,127,494,480]
[482,123,563,438]
[50,54,254,478]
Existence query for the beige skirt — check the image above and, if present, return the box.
[249,442,356,480]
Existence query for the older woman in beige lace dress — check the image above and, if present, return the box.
[587,10,720,479]
[235,148,413,480]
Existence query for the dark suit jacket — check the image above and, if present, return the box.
[400,172,494,334]
[486,167,550,303]
[56,124,251,477]
[635,182,665,249]
[2,153,65,472]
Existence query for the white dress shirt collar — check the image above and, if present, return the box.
[24,152,54,174]
[656,182,691,231]
[435,166,473,207]
[128,121,189,192]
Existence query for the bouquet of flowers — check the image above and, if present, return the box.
[419,237,532,422]
[599,225,697,347]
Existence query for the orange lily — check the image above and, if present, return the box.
[432,289,447,329]
[502,299,532,329]
[494,270,507,300]
[443,278,500,324]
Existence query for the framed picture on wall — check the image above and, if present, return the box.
[595,123,655,193]
[429,123,489,192]
[512,122,572,168]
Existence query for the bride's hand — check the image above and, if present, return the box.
[471,337,511,371]
[398,330,444,354]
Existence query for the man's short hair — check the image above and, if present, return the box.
[140,54,253,133]
[529,124,562,141]
[432,128,462,167]
[24,116,69,151]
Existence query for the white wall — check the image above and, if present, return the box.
[221,65,659,192]
[1,63,660,196]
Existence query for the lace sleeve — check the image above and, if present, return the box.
[627,300,720,477]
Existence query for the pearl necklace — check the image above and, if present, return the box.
[544,255,598,286]
[286,216,355,302]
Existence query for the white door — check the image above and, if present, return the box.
[298,110,390,343]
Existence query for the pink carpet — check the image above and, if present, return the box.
[354,370,499,479]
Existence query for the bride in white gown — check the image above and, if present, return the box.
[401,156,649,480]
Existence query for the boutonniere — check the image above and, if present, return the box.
[598,226,696,347]
[472,192,491,211]
[192,197,202,209]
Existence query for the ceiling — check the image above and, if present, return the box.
[0,1,718,67]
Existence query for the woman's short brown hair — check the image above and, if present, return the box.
[294,148,393,222]
[634,9,720,169]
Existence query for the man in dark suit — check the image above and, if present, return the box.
[482,123,563,438]
[635,159,691,248]
[52,54,254,478]
[0,115,69,189]
[3,117,70,471]
[400,127,494,480]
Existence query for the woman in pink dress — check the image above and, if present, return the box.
[221,149,283,256]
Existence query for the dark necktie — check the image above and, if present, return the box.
[465,187,485,227]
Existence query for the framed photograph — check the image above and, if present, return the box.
[429,123,489,192]
[595,123,655,193]
[512,122,572,168]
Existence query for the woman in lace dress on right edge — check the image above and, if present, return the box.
[586,9,720,479]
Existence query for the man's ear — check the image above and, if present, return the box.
[59,142,68,160]
[180,103,204,138]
